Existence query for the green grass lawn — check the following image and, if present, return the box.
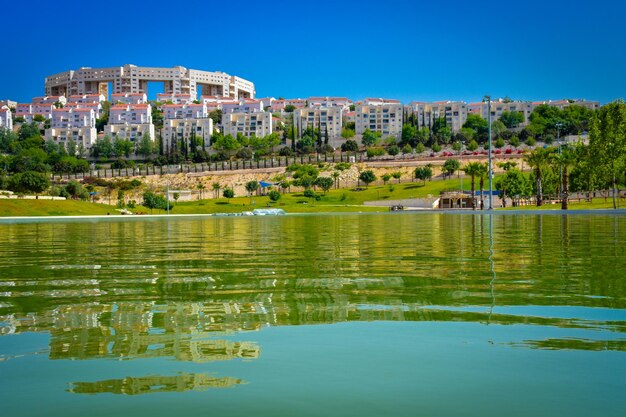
[170,178,468,214]
[4,176,619,216]
[0,199,116,216]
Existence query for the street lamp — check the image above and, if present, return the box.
[485,95,493,210]
[556,122,563,201]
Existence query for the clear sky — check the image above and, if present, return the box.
[2,0,625,104]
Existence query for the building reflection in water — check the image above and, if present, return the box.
[69,373,243,395]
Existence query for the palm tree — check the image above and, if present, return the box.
[525,147,554,207]
[212,182,221,199]
[331,171,340,189]
[462,162,482,210]
[551,147,577,210]
[197,183,205,200]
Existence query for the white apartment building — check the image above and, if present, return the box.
[105,103,155,142]
[45,64,255,100]
[530,99,600,111]
[222,99,264,114]
[222,112,272,138]
[256,97,275,109]
[32,95,67,106]
[16,103,55,121]
[163,119,213,151]
[67,94,105,104]
[468,100,533,126]
[45,108,97,151]
[64,101,103,117]
[307,97,352,110]
[269,99,307,112]
[294,107,342,139]
[162,105,213,152]
[0,100,17,109]
[407,101,468,132]
[162,103,207,120]
[355,100,403,138]
[0,107,12,131]
[156,93,194,104]
[111,93,147,104]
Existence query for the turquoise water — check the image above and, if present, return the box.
[0,213,625,416]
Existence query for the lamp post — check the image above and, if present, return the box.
[485,95,493,210]
[556,122,563,201]
[459,140,464,192]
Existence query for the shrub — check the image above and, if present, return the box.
[268,190,281,202]
[223,188,234,198]
[387,145,400,156]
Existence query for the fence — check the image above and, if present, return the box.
[50,153,363,180]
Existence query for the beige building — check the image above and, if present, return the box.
[162,103,213,151]
[407,101,468,132]
[105,103,154,142]
[45,64,255,100]
[45,107,97,151]
[294,107,342,139]
[222,112,272,138]
[355,99,403,138]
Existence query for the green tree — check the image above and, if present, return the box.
[314,176,334,194]
[466,139,479,151]
[382,173,392,184]
[284,104,296,113]
[341,128,355,139]
[361,129,381,147]
[500,111,525,128]
[212,182,221,199]
[9,171,50,194]
[443,159,461,178]
[268,190,281,202]
[137,133,154,158]
[391,171,402,183]
[223,188,234,199]
[359,170,376,188]
[463,114,489,137]
[142,191,168,213]
[496,169,530,207]
[589,100,626,209]
[463,162,483,210]
[245,180,259,203]
[525,147,555,206]
[341,139,359,152]
[551,146,578,210]
[413,166,432,185]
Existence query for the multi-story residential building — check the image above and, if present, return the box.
[156,93,194,104]
[0,100,17,109]
[104,103,155,142]
[45,64,255,100]
[111,93,147,105]
[468,100,533,126]
[355,99,403,138]
[256,97,275,109]
[15,103,55,121]
[32,95,67,106]
[161,103,206,120]
[530,99,600,111]
[407,101,468,132]
[0,106,12,131]
[64,101,103,117]
[221,112,272,138]
[222,99,264,114]
[45,107,97,151]
[67,94,105,105]
[269,99,307,112]
[294,107,342,139]
[306,97,352,110]
[162,103,213,151]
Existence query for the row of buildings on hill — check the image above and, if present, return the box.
[0,64,601,153]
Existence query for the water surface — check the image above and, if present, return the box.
[0,213,625,416]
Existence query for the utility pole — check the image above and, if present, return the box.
[485,95,493,210]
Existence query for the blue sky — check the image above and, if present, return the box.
[2,0,625,103]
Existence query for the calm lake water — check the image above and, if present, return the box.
[0,212,625,417]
